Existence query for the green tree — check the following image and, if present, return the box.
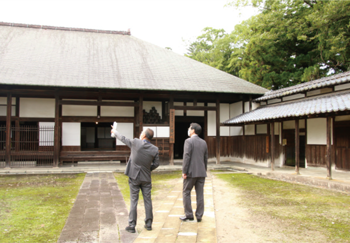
[187,0,350,90]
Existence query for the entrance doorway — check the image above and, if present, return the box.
[81,122,115,151]
[174,119,204,159]
[283,129,306,167]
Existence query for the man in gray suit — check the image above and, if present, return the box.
[180,123,208,222]
[111,127,159,233]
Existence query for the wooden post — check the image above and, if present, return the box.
[5,93,12,168]
[249,95,252,112]
[15,97,20,152]
[295,119,300,174]
[216,99,220,164]
[326,116,332,179]
[169,97,174,165]
[270,122,275,171]
[139,96,143,135]
[53,93,60,167]
[204,102,208,140]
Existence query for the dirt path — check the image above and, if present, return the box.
[212,173,328,243]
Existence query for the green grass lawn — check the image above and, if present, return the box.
[215,173,350,242]
[0,174,85,243]
[114,171,182,206]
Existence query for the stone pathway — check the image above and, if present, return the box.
[58,172,217,243]
[134,173,217,243]
[58,172,137,243]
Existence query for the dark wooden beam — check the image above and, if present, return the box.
[61,117,134,123]
[169,97,174,165]
[59,100,139,107]
[326,116,332,179]
[53,93,60,167]
[249,95,252,112]
[5,93,12,168]
[173,106,216,111]
[295,119,300,174]
[139,96,143,136]
[270,122,275,171]
[216,99,220,164]
[204,102,208,140]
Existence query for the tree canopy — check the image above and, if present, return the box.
[186,0,350,90]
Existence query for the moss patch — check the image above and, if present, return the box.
[0,174,85,243]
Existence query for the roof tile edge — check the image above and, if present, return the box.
[0,21,131,35]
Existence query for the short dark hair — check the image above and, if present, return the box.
[145,128,154,140]
[190,123,202,135]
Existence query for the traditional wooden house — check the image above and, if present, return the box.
[0,22,267,168]
[222,71,350,178]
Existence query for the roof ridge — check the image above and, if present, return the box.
[255,71,350,101]
[0,21,131,35]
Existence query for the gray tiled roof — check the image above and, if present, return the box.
[255,71,350,101]
[0,23,267,94]
[223,91,350,125]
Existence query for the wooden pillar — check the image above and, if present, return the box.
[169,97,174,165]
[326,116,332,179]
[204,102,208,140]
[139,96,143,135]
[216,99,220,164]
[295,119,300,174]
[15,97,20,152]
[270,122,275,171]
[53,93,60,167]
[5,93,12,168]
[249,95,252,112]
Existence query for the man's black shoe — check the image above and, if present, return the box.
[197,219,202,222]
[179,216,194,221]
[125,226,136,233]
[144,225,152,231]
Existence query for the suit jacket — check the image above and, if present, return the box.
[182,135,208,178]
[114,131,159,182]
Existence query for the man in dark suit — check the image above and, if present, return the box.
[180,123,208,222]
[111,127,159,233]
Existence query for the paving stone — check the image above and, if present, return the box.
[176,235,197,243]
[179,221,197,233]
[155,228,178,243]
[197,227,217,242]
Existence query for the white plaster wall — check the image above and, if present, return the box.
[267,98,281,104]
[256,124,267,134]
[208,111,216,136]
[144,101,162,118]
[283,93,305,101]
[0,97,16,104]
[39,122,54,146]
[307,118,326,145]
[274,122,280,135]
[117,123,134,145]
[20,98,55,118]
[220,104,230,136]
[101,106,134,117]
[157,126,170,137]
[62,122,81,146]
[0,106,16,116]
[174,102,184,116]
[244,101,249,113]
[283,120,305,129]
[229,102,243,136]
[187,102,204,116]
[335,115,350,121]
[252,102,260,110]
[334,83,350,91]
[143,126,170,138]
[62,105,97,116]
[245,124,255,135]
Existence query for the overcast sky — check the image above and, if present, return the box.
[0,0,257,55]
